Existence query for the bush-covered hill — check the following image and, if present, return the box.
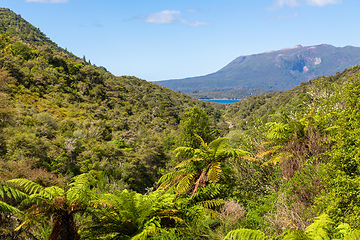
[0,8,227,193]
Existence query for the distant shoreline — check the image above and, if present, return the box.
[199,99,241,104]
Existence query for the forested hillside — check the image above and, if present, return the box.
[2,7,360,240]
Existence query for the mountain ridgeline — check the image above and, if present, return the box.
[157,44,360,99]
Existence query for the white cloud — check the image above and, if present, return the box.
[145,10,182,24]
[143,10,211,27]
[272,0,341,8]
[25,0,69,3]
[306,0,341,6]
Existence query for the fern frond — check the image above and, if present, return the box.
[344,230,360,240]
[0,200,23,214]
[8,178,45,196]
[196,134,208,150]
[175,157,202,169]
[207,162,222,185]
[209,137,228,152]
[282,229,311,240]
[223,228,269,240]
[0,182,27,200]
[197,198,225,209]
[176,172,196,195]
[174,147,195,159]
[66,172,96,204]
[305,213,334,240]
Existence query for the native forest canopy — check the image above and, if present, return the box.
[2,7,360,240]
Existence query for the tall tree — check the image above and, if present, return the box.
[179,106,213,149]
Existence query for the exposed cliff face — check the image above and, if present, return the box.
[157,44,360,98]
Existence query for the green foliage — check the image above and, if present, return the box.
[178,106,213,148]
[83,189,179,239]
[9,172,97,239]
[158,136,247,197]
[223,228,269,240]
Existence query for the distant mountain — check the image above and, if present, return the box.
[156,44,360,99]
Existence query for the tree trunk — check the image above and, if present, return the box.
[48,212,79,240]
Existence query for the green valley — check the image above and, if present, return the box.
[2,7,360,240]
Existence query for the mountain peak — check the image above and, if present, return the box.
[157,44,360,99]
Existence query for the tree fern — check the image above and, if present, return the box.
[305,213,334,240]
[281,229,311,240]
[223,228,269,240]
[84,189,178,239]
[9,173,97,240]
[158,136,248,197]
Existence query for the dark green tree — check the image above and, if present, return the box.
[179,106,212,149]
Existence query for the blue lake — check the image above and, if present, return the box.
[200,99,241,104]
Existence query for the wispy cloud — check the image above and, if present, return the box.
[271,0,341,8]
[25,0,69,3]
[145,10,182,24]
[141,10,211,27]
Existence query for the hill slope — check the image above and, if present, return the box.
[0,8,226,192]
[157,44,360,99]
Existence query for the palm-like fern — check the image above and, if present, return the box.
[158,137,248,197]
[223,228,269,240]
[0,182,27,214]
[83,189,180,239]
[9,172,97,240]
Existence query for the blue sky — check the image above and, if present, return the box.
[1,0,359,81]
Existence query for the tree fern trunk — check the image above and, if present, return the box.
[48,212,79,240]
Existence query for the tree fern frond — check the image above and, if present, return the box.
[8,178,45,196]
[196,134,208,150]
[176,172,196,195]
[305,213,334,240]
[223,228,269,240]
[0,182,27,200]
[282,229,311,240]
[174,146,195,159]
[66,172,96,204]
[209,137,228,152]
[175,157,202,169]
[0,200,23,214]
[190,184,223,201]
[207,162,222,185]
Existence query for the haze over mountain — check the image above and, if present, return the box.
[157,44,360,99]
